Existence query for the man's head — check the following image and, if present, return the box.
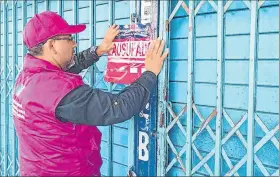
[23,11,85,70]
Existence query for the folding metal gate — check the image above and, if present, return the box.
[0,0,279,177]
[0,0,135,176]
[157,0,279,176]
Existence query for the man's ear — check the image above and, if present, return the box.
[46,39,57,54]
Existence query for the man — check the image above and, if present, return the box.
[12,11,168,176]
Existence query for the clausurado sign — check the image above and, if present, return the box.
[104,23,152,84]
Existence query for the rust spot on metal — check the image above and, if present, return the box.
[159,112,165,127]
[164,87,168,101]
[181,1,190,15]
[165,20,169,32]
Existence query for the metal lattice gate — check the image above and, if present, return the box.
[0,0,279,176]
[0,0,134,176]
[157,0,279,176]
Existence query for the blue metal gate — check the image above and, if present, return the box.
[157,0,279,176]
[0,0,135,176]
[0,0,279,176]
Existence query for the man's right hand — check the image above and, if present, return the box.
[145,38,169,76]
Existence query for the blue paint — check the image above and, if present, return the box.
[257,61,279,86]
[78,1,89,9]
[170,18,189,38]
[247,2,258,175]
[194,83,217,106]
[258,34,279,59]
[169,82,188,103]
[115,1,130,19]
[49,1,57,12]
[171,0,189,18]
[225,35,250,59]
[170,39,188,59]
[225,61,249,84]
[195,61,217,83]
[225,10,251,35]
[196,37,217,59]
[226,1,249,11]
[3,2,8,175]
[96,4,109,22]
[186,1,195,175]
[78,8,89,23]
[256,87,279,113]
[134,89,157,176]
[259,6,279,33]
[169,60,188,81]
[195,14,217,37]
[63,1,72,11]
[1,0,279,176]
[224,85,249,109]
[194,1,216,15]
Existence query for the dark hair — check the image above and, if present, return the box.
[28,43,44,56]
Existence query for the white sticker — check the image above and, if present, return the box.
[130,67,138,73]
[139,131,149,161]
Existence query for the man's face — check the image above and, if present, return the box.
[48,34,77,70]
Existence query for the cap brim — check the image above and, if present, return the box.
[60,24,86,34]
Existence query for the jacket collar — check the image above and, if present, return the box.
[23,54,62,72]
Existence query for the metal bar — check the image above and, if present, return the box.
[3,1,8,175]
[191,149,215,174]
[11,1,17,175]
[226,155,247,176]
[243,0,251,10]
[224,0,232,13]
[247,1,258,176]
[223,110,248,147]
[181,2,189,15]
[192,145,213,176]
[215,1,224,175]
[192,104,216,142]
[157,0,169,176]
[254,155,269,176]
[222,114,247,145]
[45,0,49,11]
[108,84,113,176]
[19,2,27,174]
[108,1,114,175]
[195,108,216,136]
[0,3,2,174]
[58,0,62,16]
[254,125,279,152]
[73,0,77,45]
[255,115,279,150]
[166,105,187,137]
[22,0,27,62]
[168,0,182,23]
[33,0,37,15]
[127,0,136,172]
[272,169,279,176]
[166,136,186,173]
[194,1,205,16]
[89,0,95,87]
[186,1,195,175]
[221,149,240,177]
[258,0,265,9]
[208,0,217,12]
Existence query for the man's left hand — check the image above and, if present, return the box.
[96,24,120,56]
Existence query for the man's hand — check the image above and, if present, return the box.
[145,38,169,76]
[96,24,120,56]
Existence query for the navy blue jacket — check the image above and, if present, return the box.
[55,47,157,126]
